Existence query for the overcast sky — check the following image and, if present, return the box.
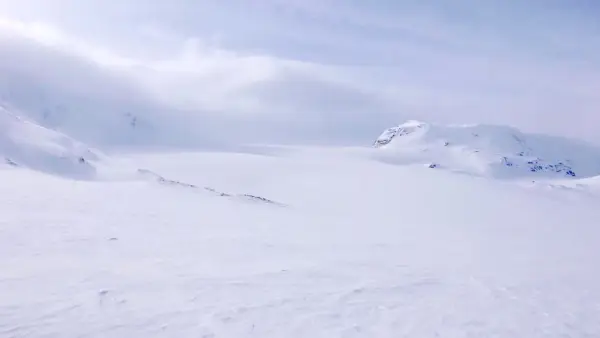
[0,0,599,146]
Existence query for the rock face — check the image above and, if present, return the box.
[0,105,100,179]
[373,120,600,179]
[373,120,428,148]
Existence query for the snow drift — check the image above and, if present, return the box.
[373,120,600,179]
[0,105,99,179]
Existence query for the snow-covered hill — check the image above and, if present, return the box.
[0,105,100,179]
[373,120,600,179]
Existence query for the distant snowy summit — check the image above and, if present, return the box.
[373,120,600,179]
[0,105,100,179]
[374,120,429,148]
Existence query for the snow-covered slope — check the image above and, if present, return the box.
[1,148,600,337]
[0,105,99,179]
[373,120,600,179]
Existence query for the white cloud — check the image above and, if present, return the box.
[0,17,404,145]
[0,2,599,147]
[0,17,136,67]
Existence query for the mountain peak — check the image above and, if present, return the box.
[373,120,429,147]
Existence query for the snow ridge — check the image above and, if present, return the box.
[137,169,284,206]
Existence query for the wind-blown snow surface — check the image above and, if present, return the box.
[2,146,600,337]
[373,120,600,179]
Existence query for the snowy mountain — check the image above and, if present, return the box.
[372,120,600,179]
[0,104,100,179]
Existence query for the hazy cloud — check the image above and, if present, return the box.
[0,1,599,146]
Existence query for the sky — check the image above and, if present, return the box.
[0,0,599,146]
